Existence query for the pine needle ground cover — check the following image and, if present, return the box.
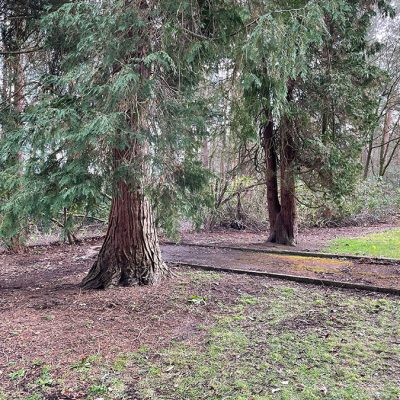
[1,243,399,400]
[325,229,400,259]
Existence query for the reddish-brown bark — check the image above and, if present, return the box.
[81,0,167,288]
[81,144,168,289]
[261,116,281,241]
[264,82,297,245]
[81,184,167,288]
[273,117,297,245]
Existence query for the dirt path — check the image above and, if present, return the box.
[1,238,398,292]
[162,244,400,291]
[179,223,399,252]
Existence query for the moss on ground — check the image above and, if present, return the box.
[4,273,400,400]
[273,254,351,274]
[133,284,400,400]
[325,229,400,259]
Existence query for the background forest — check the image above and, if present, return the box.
[1,0,400,251]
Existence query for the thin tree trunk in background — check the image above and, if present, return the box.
[379,108,392,176]
[262,116,281,241]
[14,54,26,114]
[236,192,243,221]
[1,53,10,114]
[220,124,227,186]
[381,136,400,177]
[9,50,26,251]
[201,138,209,168]
[363,135,373,179]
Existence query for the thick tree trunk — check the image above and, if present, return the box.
[266,82,297,245]
[81,146,168,289]
[273,118,297,245]
[262,116,281,242]
[81,0,167,289]
[82,131,168,288]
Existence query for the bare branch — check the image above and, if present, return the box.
[0,47,43,56]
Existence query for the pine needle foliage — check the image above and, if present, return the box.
[0,0,245,239]
[232,0,393,200]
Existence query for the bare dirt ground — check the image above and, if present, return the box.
[18,222,399,253]
[178,223,399,251]
[0,239,231,397]
[0,237,399,398]
[0,239,320,398]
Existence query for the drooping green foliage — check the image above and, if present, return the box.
[0,0,245,240]
[0,0,66,246]
[0,0,394,245]
[232,0,392,200]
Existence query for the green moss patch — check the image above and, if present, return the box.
[135,285,400,400]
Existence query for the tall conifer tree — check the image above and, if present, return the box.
[13,0,242,288]
[232,0,392,244]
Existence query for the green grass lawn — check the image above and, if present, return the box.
[325,228,400,259]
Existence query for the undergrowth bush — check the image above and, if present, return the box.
[298,178,400,227]
[4,177,397,245]
[208,177,400,231]
[207,177,269,231]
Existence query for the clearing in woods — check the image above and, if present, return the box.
[0,233,399,399]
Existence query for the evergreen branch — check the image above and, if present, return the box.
[181,3,314,42]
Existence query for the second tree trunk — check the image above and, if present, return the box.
[262,116,297,246]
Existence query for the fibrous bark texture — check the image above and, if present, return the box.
[81,178,168,289]
[82,0,168,288]
[263,82,297,245]
[273,117,297,245]
[262,116,281,241]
